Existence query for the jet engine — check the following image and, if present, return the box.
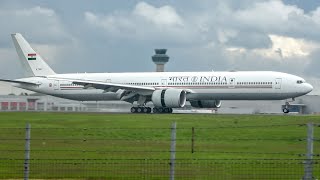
[152,89,187,108]
[190,100,222,108]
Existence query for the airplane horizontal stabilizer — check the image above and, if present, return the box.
[0,79,40,86]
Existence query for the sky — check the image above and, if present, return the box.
[0,0,320,94]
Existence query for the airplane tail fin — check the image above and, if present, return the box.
[11,33,56,77]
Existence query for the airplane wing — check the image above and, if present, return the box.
[47,77,156,92]
[0,79,40,86]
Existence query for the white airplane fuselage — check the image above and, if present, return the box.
[3,33,314,113]
[14,71,313,101]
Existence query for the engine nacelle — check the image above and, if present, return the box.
[152,89,187,108]
[190,100,222,108]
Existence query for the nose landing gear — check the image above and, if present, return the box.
[282,98,295,114]
[282,107,290,114]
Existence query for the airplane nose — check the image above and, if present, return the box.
[305,83,313,93]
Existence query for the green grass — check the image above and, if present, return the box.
[0,112,319,179]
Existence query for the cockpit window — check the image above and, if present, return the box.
[297,80,303,84]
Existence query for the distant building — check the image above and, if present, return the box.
[152,49,169,72]
[0,94,131,112]
[175,95,320,114]
[296,95,320,114]
[0,95,83,112]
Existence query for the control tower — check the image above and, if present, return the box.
[152,49,169,72]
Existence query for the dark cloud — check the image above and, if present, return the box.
[225,31,272,49]
[304,50,320,77]
[0,0,319,81]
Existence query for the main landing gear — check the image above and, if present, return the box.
[152,107,173,114]
[131,107,152,113]
[130,107,173,114]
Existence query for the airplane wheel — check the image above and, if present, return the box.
[153,108,158,113]
[131,107,136,113]
[143,107,148,113]
[164,108,169,113]
[137,107,142,113]
[158,108,163,113]
[169,108,173,113]
[283,108,289,114]
[147,107,152,113]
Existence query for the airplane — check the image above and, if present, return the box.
[0,33,313,113]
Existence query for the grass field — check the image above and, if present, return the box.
[0,112,319,179]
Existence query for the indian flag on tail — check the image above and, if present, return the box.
[27,53,36,60]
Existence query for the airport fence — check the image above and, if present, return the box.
[1,158,320,179]
[0,123,319,179]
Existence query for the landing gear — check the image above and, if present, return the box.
[130,107,173,113]
[153,107,173,114]
[283,108,290,114]
[282,99,294,114]
[131,107,136,113]
[282,102,290,114]
[131,95,173,114]
[130,107,152,113]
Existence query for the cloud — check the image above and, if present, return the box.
[225,31,272,49]
[84,2,198,45]
[222,34,320,76]
[305,50,320,77]
[233,1,304,31]
[85,1,184,30]
[0,6,70,45]
[228,34,320,59]
[0,5,80,77]
[15,6,55,16]
[1,0,320,94]
[84,11,135,36]
[83,1,320,50]
[82,0,320,96]
[268,35,319,58]
[228,1,320,42]
[133,2,184,27]
[0,48,22,78]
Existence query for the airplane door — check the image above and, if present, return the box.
[161,79,167,86]
[229,78,235,88]
[54,80,59,90]
[275,78,282,89]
